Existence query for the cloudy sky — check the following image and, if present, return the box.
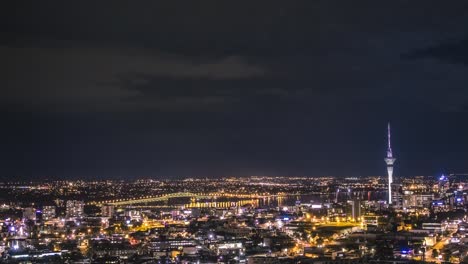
[1,1,468,179]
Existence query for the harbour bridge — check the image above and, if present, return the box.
[91,192,271,206]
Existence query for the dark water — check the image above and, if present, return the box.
[164,191,387,207]
[259,191,388,207]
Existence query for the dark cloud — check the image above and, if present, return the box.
[1,1,467,113]
[403,36,468,66]
[1,1,468,179]
[0,43,266,112]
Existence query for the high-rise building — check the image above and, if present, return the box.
[391,184,403,209]
[23,207,37,221]
[384,123,396,205]
[402,192,433,209]
[66,200,85,218]
[125,210,142,221]
[101,204,115,218]
[42,206,56,220]
[347,199,363,221]
[437,174,449,196]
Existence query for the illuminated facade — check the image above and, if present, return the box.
[66,200,85,218]
[42,206,56,220]
[384,123,396,205]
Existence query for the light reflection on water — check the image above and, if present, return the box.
[164,191,387,208]
[259,191,387,207]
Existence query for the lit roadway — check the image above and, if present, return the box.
[424,238,448,263]
[289,220,362,255]
[424,230,456,263]
[317,222,361,228]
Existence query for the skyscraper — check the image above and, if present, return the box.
[42,205,56,220]
[66,200,85,218]
[384,123,396,205]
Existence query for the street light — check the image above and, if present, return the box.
[422,239,426,262]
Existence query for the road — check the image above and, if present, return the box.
[424,235,451,263]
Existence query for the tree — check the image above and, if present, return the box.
[442,249,451,262]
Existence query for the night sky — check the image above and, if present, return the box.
[1,1,468,180]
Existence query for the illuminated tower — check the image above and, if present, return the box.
[384,123,396,205]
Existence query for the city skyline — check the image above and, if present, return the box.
[0,174,466,262]
[1,2,468,263]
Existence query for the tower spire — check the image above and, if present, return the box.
[387,122,393,158]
